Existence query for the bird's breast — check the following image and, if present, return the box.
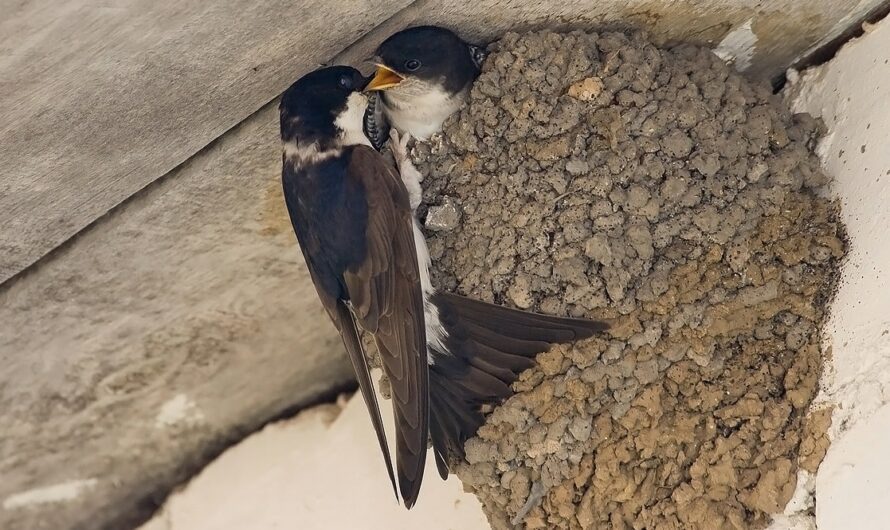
[383,87,466,139]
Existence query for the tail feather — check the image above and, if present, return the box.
[466,353,520,384]
[470,341,538,372]
[460,320,552,355]
[427,292,609,474]
[438,292,606,341]
[429,376,484,478]
[429,409,452,479]
[451,366,513,399]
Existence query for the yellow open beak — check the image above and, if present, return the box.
[365,64,403,91]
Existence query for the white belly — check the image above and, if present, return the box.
[383,86,466,139]
[411,218,448,363]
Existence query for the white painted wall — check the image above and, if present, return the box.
[787,15,890,530]
[138,378,489,530]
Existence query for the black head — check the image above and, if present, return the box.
[279,66,369,147]
[367,26,483,95]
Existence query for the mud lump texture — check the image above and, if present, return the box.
[409,30,845,530]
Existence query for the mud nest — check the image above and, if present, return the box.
[410,30,845,529]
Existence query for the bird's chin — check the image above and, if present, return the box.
[365,65,404,91]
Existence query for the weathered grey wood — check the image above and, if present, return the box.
[2,0,881,286]
[0,102,352,530]
[0,0,413,284]
[0,27,420,530]
[380,0,887,79]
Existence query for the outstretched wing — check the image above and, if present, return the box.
[342,145,429,508]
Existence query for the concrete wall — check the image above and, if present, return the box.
[2,1,888,529]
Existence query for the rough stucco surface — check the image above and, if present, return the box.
[0,104,355,530]
[787,16,890,530]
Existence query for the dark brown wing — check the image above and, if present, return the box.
[342,145,429,508]
[281,159,399,501]
[334,300,400,499]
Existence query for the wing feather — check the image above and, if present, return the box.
[281,146,429,508]
[281,160,400,500]
[342,145,429,508]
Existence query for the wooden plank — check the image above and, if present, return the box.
[0,0,412,283]
[1,0,881,285]
[0,101,352,530]
[0,28,415,530]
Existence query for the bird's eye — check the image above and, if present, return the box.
[404,59,422,71]
[339,75,353,89]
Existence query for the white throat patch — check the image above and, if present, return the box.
[335,91,372,148]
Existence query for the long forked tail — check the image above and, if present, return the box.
[426,292,608,477]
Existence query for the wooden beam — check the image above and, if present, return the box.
[0,0,413,283]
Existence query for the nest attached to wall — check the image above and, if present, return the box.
[411,29,844,530]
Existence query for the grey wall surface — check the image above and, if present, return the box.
[1,0,887,529]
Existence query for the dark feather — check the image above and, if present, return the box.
[363,91,391,152]
[468,44,488,71]
[281,146,429,508]
[343,146,429,508]
[427,292,609,473]
[375,26,481,96]
[335,301,398,498]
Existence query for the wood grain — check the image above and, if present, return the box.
[1,0,882,284]
[0,0,413,283]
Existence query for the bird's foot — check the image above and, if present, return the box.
[389,129,423,211]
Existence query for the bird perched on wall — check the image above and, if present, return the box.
[365,25,487,141]
[279,65,607,508]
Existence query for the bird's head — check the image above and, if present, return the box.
[366,26,485,99]
[279,66,371,152]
